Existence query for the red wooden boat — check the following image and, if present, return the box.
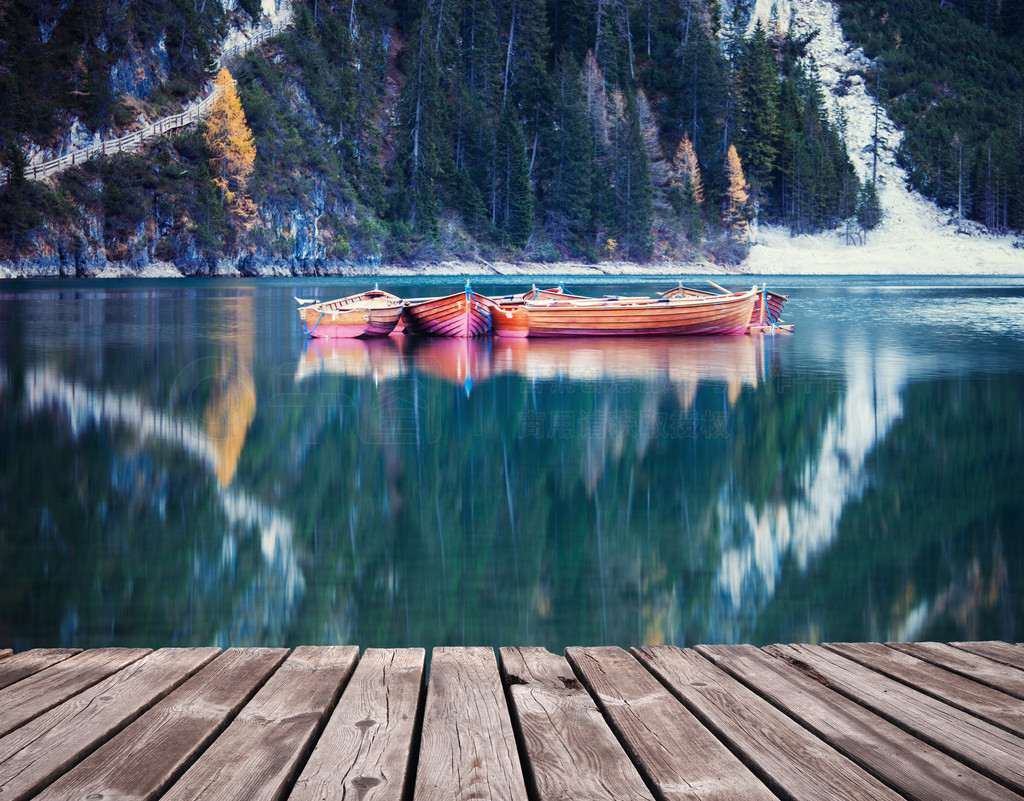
[297,288,403,338]
[492,287,758,338]
[402,284,498,337]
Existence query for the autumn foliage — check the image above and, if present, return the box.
[204,68,257,224]
[724,144,750,239]
[671,135,704,206]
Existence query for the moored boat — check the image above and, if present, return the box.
[402,283,497,337]
[298,288,404,338]
[492,287,758,338]
[660,282,789,326]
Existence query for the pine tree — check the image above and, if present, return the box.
[391,11,453,236]
[734,20,781,197]
[636,88,672,215]
[581,52,612,156]
[503,0,551,153]
[540,52,595,253]
[546,0,592,66]
[204,68,257,224]
[593,0,635,87]
[581,51,616,242]
[493,103,534,248]
[612,89,654,260]
[462,0,502,111]
[856,180,883,237]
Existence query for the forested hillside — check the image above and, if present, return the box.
[0,0,1008,273]
[837,0,1024,232]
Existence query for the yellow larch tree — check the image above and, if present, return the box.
[724,143,749,239]
[671,134,704,206]
[204,68,257,223]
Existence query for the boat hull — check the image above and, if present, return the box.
[403,290,495,337]
[492,290,757,338]
[299,290,403,338]
[660,285,788,326]
[752,290,788,325]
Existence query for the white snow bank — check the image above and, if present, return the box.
[744,0,1024,275]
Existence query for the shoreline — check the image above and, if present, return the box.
[2,224,1022,279]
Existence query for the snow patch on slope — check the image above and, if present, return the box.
[744,0,1024,274]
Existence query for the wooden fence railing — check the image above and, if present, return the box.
[0,15,291,187]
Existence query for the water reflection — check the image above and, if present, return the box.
[295,337,404,383]
[0,280,1022,651]
[710,341,908,642]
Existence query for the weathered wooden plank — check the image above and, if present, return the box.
[698,644,1022,801]
[0,647,219,801]
[500,646,655,801]
[289,648,425,801]
[954,641,1024,671]
[0,648,81,691]
[634,645,904,801]
[160,646,359,801]
[0,649,10,659]
[31,648,288,801]
[888,641,1024,700]
[0,647,151,737]
[565,646,775,801]
[825,641,1024,736]
[413,646,529,801]
[768,643,1024,793]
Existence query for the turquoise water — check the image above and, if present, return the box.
[1,275,1023,651]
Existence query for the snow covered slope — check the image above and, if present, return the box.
[744,0,1023,274]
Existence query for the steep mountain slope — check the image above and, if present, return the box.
[0,0,1020,275]
[746,0,1022,273]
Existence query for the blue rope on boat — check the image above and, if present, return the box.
[302,310,326,337]
[761,288,780,332]
[474,301,493,332]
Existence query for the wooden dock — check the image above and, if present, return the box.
[1,641,1023,800]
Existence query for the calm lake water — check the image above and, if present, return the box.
[2,275,1023,652]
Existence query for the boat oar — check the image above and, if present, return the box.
[706,280,732,294]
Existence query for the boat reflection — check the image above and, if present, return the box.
[294,333,767,398]
[492,335,764,402]
[295,336,404,383]
[405,336,493,394]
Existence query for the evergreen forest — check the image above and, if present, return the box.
[0,0,1020,269]
[838,0,1024,232]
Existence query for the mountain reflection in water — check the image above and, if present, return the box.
[0,279,1021,651]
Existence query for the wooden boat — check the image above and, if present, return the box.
[402,283,498,337]
[297,288,403,338]
[492,287,758,338]
[519,284,653,304]
[753,288,788,325]
[660,281,789,326]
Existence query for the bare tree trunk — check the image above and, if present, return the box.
[410,37,425,228]
[625,5,635,80]
[502,3,516,108]
[435,0,445,51]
